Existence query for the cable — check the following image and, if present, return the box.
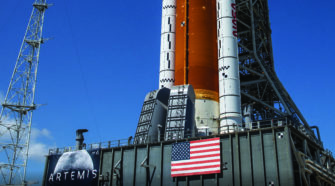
[63,0,102,142]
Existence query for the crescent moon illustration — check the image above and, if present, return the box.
[54,150,94,173]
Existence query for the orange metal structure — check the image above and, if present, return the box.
[175,0,219,102]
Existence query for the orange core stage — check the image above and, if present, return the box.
[175,0,219,102]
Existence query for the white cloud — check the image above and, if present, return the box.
[28,142,49,161]
[0,117,16,141]
[0,91,16,141]
[31,128,52,140]
[0,91,54,162]
[0,125,54,162]
[28,128,54,162]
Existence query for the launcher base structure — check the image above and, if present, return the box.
[98,124,335,186]
[44,122,335,186]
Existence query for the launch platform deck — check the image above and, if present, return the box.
[43,120,335,186]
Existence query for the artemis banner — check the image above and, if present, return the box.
[45,149,100,186]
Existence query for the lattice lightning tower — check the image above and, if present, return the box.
[0,0,48,185]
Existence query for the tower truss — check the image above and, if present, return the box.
[236,0,318,142]
[0,0,48,184]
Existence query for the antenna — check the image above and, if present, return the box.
[0,0,49,184]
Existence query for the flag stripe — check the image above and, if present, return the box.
[171,162,220,170]
[191,146,220,152]
[191,153,220,159]
[191,149,220,155]
[171,170,221,177]
[189,143,220,149]
[172,165,220,171]
[171,156,220,164]
[171,167,221,174]
[190,137,220,144]
[192,148,220,153]
[172,162,220,169]
[171,159,220,166]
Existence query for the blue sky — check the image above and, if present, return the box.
[0,0,334,183]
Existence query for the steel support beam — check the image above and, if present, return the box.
[241,91,286,116]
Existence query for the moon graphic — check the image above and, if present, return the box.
[54,150,94,173]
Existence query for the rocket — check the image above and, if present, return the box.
[159,0,176,89]
[159,0,242,134]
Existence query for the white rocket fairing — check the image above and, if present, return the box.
[159,0,176,89]
[216,0,242,133]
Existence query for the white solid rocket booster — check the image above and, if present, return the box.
[159,0,176,89]
[216,0,243,133]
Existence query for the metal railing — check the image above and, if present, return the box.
[48,137,133,155]
[48,117,322,155]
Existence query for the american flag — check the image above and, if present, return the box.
[171,137,221,177]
